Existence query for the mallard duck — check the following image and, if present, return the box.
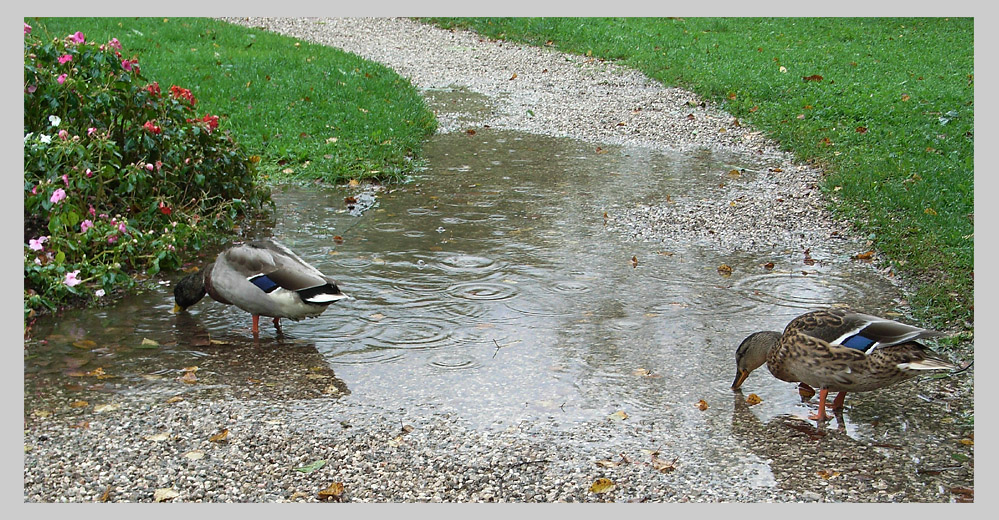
[173,239,349,334]
[732,308,956,421]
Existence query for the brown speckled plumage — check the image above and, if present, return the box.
[733,308,956,421]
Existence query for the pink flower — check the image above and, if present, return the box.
[58,130,69,140]
[87,127,97,137]
[50,188,67,204]
[62,174,69,186]
[86,168,94,178]
[89,204,96,216]
[117,221,127,233]
[26,84,37,93]
[80,219,94,233]
[28,236,48,251]
[31,185,38,195]
[68,32,85,44]
[142,121,161,134]
[145,163,154,171]
[107,235,118,244]
[24,23,31,35]
[108,38,121,50]
[64,270,82,287]
[58,54,73,65]
[57,74,68,84]
[122,59,133,72]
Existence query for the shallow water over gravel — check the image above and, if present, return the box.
[26,128,909,439]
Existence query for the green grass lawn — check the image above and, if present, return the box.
[427,17,973,331]
[29,17,437,183]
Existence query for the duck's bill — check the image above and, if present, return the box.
[172,304,184,314]
[732,370,749,390]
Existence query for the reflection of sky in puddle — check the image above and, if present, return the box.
[26,128,905,449]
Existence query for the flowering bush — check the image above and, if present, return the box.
[24,23,272,321]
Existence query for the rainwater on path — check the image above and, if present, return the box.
[25,126,930,450]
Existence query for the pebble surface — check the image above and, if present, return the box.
[23,18,974,503]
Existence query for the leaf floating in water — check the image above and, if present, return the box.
[209,428,229,443]
[852,250,875,262]
[717,264,733,277]
[72,339,97,349]
[746,394,763,406]
[318,482,346,502]
[589,478,616,494]
[179,369,198,385]
[69,400,89,408]
[140,338,159,347]
[368,313,386,321]
[696,399,709,411]
[727,169,742,178]
[763,262,775,270]
[631,256,638,268]
[333,235,344,244]
[803,248,815,265]
[608,410,629,421]
[295,459,327,473]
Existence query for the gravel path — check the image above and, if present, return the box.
[223,17,838,252]
[24,18,974,503]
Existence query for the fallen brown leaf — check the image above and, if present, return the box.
[318,482,346,502]
[589,478,616,494]
[209,428,229,443]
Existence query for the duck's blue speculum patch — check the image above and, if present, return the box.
[249,274,280,293]
[841,334,876,351]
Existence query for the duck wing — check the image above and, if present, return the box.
[222,240,347,304]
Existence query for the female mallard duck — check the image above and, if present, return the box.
[732,308,955,421]
[173,239,349,334]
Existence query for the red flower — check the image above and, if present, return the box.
[142,120,162,134]
[186,113,220,133]
[145,82,161,96]
[158,201,172,215]
[170,85,197,106]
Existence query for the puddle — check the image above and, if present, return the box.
[25,125,910,446]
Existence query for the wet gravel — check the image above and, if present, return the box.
[23,17,974,503]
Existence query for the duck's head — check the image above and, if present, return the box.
[732,330,781,390]
[173,270,206,313]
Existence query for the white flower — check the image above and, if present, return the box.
[49,115,61,127]
[95,289,105,298]
[39,134,51,144]
[24,132,33,143]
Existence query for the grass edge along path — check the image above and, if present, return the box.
[31,17,438,185]
[425,17,974,334]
